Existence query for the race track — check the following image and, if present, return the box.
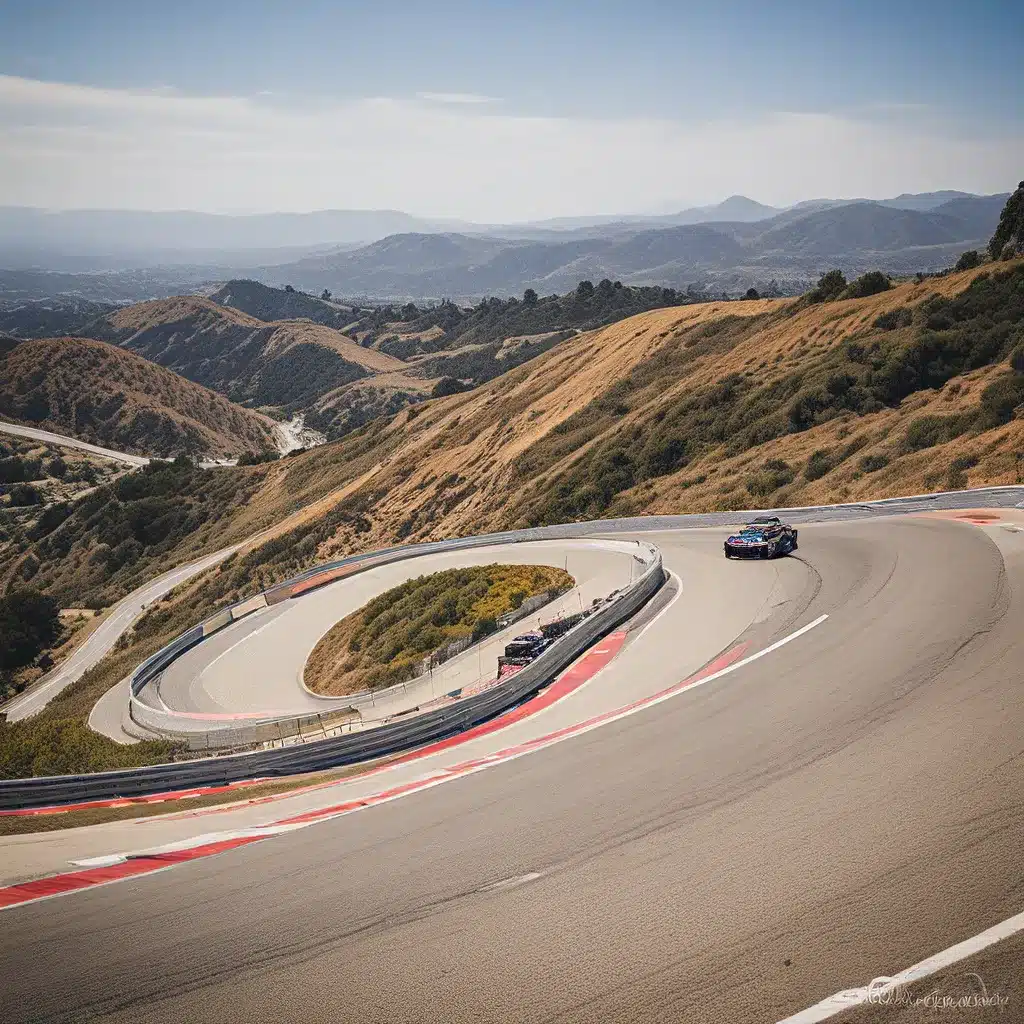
[3,512,1024,1023]
[150,538,647,722]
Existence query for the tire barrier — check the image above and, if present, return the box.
[0,542,663,810]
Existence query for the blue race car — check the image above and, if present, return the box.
[724,515,798,559]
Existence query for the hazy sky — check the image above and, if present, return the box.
[1,0,1021,219]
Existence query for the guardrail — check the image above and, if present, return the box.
[127,534,656,737]
[0,539,663,810]
[5,481,1021,809]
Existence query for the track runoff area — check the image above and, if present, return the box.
[3,497,1024,1023]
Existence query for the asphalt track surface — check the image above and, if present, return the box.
[149,538,645,723]
[3,514,1024,1022]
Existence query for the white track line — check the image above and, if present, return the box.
[1,615,830,912]
[632,570,684,643]
[779,908,1024,1022]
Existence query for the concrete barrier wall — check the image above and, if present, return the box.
[231,594,267,619]
[201,609,233,637]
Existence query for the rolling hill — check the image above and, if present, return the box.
[208,279,356,328]
[86,296,433,439]
[0,336,276,458]
[18,255,1023,616]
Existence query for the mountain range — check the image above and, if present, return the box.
[0,191,1007,303]
[257,195,1006,300]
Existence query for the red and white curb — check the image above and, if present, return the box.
[0,615,826,911]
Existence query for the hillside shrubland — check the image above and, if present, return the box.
[3,458,271,607]
[304,563,573,696]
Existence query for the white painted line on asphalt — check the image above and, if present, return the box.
[196,615,281,679]
[777,907,1024,1022]
[632,569,683,643]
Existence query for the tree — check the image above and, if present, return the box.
[954,250,982,272]
[844,270,891,299]
[745,288,760,300]
[576,280,595,301]
[320,289,332,301]
[0,589,63,674]
[431,376,472,398]
[523,288,538,306]
[284,284,295,293]
[988,181,1024,260]
[8,483,40,506]
[810,269,847,303]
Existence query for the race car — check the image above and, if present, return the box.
[723,515,798,559]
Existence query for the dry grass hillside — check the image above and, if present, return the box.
[14,260,1024,621]
[0,336,276,458]
[89,296,434,439]
[219,259,1024,557]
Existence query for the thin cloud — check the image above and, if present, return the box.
[0,75,1019,219]
[415,91,499,105]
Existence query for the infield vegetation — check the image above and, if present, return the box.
[305,564,573,696]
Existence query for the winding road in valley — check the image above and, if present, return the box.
[2,503,1024,1022]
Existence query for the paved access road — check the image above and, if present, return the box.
[0,419,150,468]
[3,512,1024,1022]
[2,547,237,722]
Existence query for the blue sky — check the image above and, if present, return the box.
[0,0,1021,217]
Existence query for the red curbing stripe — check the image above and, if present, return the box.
[0,836,266,910]
[4,631,629,821]
[0,635,749,912]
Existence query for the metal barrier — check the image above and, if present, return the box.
[127,535,654,735]
[5,481,1021,809]
[0,544,663,810]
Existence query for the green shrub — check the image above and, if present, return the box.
[431,376,472,398]
[859,453,890,473]
[8,483,41,506]
[843,271,891,299]
[903,414,973,451]
[809,270,848,303]
[746,459,793,496]
[946,454,979,490]
[803,449,834,481]
[0,589,63,675]
[975,373,1024,429]
[955,250,982,272]
[873,307,913,331]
